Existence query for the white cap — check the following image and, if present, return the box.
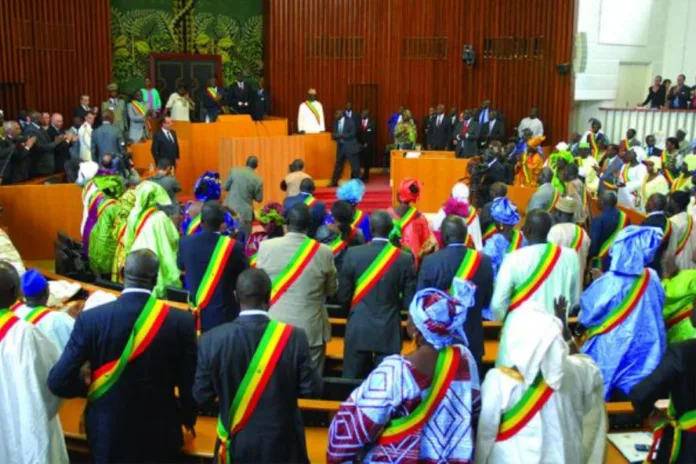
[555,142,569,151]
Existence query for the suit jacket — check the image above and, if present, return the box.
[642,212,669,277]
[73,105,90,121]
[251,88,271,121]
[645,146,663,159]
[332,117,361,156]
[227,81,253,111]
[283,193,327,238]
[454,119,480,158]
[357,118,377,148]
[481,118,506,143]
[0,137,30,184]
[194,313,321,463]
[178,232,248,331]
[428,114,452,150]
[151,129,180,165]
[343,110,361,130]
[589,207,630,269]
[668,85,692,109]
[47,290,197,463]
[223,167,263,224]
[23,123,57,176]
[101,98,127,133]
[338,240,416,354]
[200,87,224,121]
[417,246,493,369]
[91,123,124,163]
[258,232,338,347]
[475,107,491,125]
[480,159,508,203]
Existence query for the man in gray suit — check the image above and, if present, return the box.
[257,204,337,377]
[91,111,124,166]
[329,109,361,187]
[526,167,557,211]
[223,155,263,238]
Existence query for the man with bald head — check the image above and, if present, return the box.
[527,167,558,212]
[338,210,415,378]
[194,268,320,463]
[47,113,76,173]
[491,209,580,321]
[642,192,672,277]
[48,249,197,463]
[418,215,493,369]
[0,262,69,463]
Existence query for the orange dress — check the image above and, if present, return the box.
[388,206,435,269]
[514,152,544,188]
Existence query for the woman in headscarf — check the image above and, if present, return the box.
[514,135,545,188]
[324,179,371,242]
[476,302,606,464]
[88,189,136,278]
[81,172,125,254]
[315,200,365,273]
[431,182,483,250]
[578,226,666,400]
[640,157,670,212]
[245,202,285,259]
[327,287,481,463]
[482,197,527,277]
[113,181,181,297]
[181,172,239,239]
[389,178,436,268]
[393,109,417,149]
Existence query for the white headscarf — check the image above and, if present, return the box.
[632,146,647,163]
[451,183,470,202]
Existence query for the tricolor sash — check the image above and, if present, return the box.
[134,207,157,242]
[449,248,481,294]
[190,237,236,334]
[351,243,400,307]
[598,210,628,259]
[675,215,693,256]
[619,164,630,184]
[249,253,258,268]
[665,301,693,330]
[585,269,650,338]
[589,133,600,161]
[670,174,691,193]
[507,230,524,253]
[131,101,147,116]
[87,191,105,214]
[270,237,321,306]
[304,100,321,125]
[464,209,478,247]
[601,179,618,191]
[662,220,673,247]
[206,87,221,102]
[377,346,460,445]
[569,225,585,252]
[88,297,170,401]
[482,224,497,242]
[97,198,116,218]
[9,301,22,312]
[352,209,366,229]
[646,401,696,463]
[303,195,317,208]
[217,320,293,464]
[396,206,418,233]
[23,306,52,325]
[186,215,202,236]
[0,309,19,343]
[508,244,562,311]
[496,372,554,441]
[546,188,560,212]
[661,151,675,185]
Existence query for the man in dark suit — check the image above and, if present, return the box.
[668,74,692,109]
[46,113,76,173]
[475,99,491,125]
[0,121,33,184]
[454,109,480,158]
[479,151,509,204]
[283,178,327,238]
[344,101,361,129]
[227,72,253,114]
[329,109,361,187]
[250,77,270,121]
[589,191,631,271]
[423,106,435,146]
[641,193,669,277]
[178,202,248,332]
[23,111,60,177]
[48,249,197,463]
[151,115,180,167]
[91,110,124,166]
[357,108,377,182]
[428,104,452,150]
[73,94,96,122]
[193,268,321,463]
[645,134,662,158]
[338,211,416,379]
[481,109,506,145]
[417,216,493,370]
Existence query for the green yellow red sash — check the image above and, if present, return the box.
[496,372,554,441]
[270,237,321,306]
[304,100,321,124]
[186,215,202,236]
[352,209,366,228]
[303,195,317,208]
[190,237,236,334]
[619,164,630,184]
[378,346,460,445]
[87,191,104,214]
[507,230,524,253]
[396,206,417,231]
[0,309,19,343]
[508,244,562,311]
[10,301,22,312]
[249,253,257,268]
[23,306,51,325]
[599,210,628,259]
[134,207,157,241]
[675,215,693,256]
[661,151,675,185]
[546,188,560,212]
[131,101,147,116]
[206,87,220,102]
[569,225,585,252]
[97,198,116,218]
[449,249,481,294]
[671,174,691,193]
[665,301,693,330]
[88,297,170,401]
[646,401,696,463]
[464,208,478,247]
[217,320,293,464]
[482,224,497,242]
[601,179,618,191]
[351,243,400,307]
[585,269,650,338]
[662,220,673,247]
[589,133,600,161]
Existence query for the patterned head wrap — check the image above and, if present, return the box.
[490,197,520,225]
[609,225,663,275]
[398,178,423,204]
[194,171,222,202]
[336,179,366,205]
[257,202,286,235]
[409,286,475,350]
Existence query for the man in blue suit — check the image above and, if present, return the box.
[329,109,362,187]
[48,249,197,463]
[178,201,249,331]
[283,178,327,238]
[91,110,124,166]
[417,215,494,370]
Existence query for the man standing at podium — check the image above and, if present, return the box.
[329,109,361,187]
[228,72,253,115]
[297,88,325,134]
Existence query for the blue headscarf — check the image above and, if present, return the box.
[490,197,520,226]
[21,269,48,297]
[194,171,222,202]
[609,225,663,275]
[336,179,366,205]
[409,286,475,350]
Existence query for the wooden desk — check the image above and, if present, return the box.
[300,132,348,181]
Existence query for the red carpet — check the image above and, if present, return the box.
[314,174,392,213]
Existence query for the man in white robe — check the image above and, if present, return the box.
[491,209,580,321]
[667,191,696,270]
[548,196,591,289]
[617,147,648,210]
[475,303,606,464]
[0,262,68,464]
[297,88,325,134]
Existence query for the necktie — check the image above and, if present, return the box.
[166,131,173,143]
[649,147,653,156]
